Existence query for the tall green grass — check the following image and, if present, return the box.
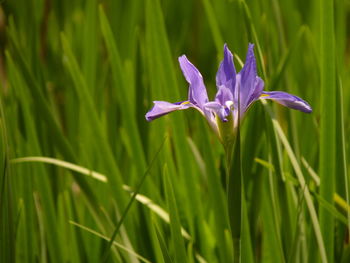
[0,0,349,262]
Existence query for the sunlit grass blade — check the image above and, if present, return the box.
[6,53,65,263]
[70,221,152,263]
[101,137,166,262]
[99,5,147,176]
[262,101,327,262]
[10,156,191,240]
[61,33,128,211]
[6,21,104,224]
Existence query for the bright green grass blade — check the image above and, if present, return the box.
[99,6,147,176]
[319,0,336,261]
[6,21,103,223]
[58,191,82,263]
[61,33,128,210]
[263,173,285,263]
[101,138,166,262]
[7,52,64,263]
[154,221,174,263]
[10,156,191,240]
[164,166,188,263]
[195,120,230,262]
[335,78,349,228]
[262,101,327,262]
[144,0,204,242]
[313,193,348,226]
[263,106,295,260]
[269,26,306,91]
[201,0,224,55]
[145,213,166,263]
[82,0,98,91]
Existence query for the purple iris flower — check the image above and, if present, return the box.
[145,44,312,136]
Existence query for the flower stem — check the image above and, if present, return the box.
[225,126,242,263]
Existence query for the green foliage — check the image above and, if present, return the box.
[0,0,349,262]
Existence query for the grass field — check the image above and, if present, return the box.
[0,0,349,262]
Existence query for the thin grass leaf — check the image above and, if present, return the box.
[164,166,188,263]
[70,221,153,263]
[154,222,174,263]
[262,101,327,263]
[101,138,166,262]
[201,0,224,55]
[10,156,191,240]
[319,0,336,260]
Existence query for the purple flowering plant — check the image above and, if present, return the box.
[145,44,312,261]
[146,44,312,146]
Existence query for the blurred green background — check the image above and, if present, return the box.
[0,0,349,262]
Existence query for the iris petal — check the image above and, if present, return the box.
[260,91,312,113]
[145,101,194,121]
[215,86,234,106]
[216,44,236,95]
[178,55,208,108]
[204,101,230,122]
[239,44,257,110]
[245,76,265,107]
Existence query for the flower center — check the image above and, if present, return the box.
[225,100,234,110]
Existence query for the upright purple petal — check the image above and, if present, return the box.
[216,44,236,94]
[239,44,257,109]
[178,55,208,108]
[260,91,312,113]
[215,86,234,106]
[145,101,193,121]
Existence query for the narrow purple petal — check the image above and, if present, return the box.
[246,76,264,107]
[260,91,312,113]
[178,55,208,108]
[215,86,233,106]
[145,101,193,121]
[216,44,236,95]
[239,43,257,109]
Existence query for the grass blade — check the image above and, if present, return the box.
[319,0,336,261]
[164,165,188,263]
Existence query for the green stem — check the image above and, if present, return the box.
[226,126,242,263]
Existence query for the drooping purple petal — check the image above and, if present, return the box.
[260,91,312,113]
[204,101,230,122]
[178,55,208,108]
[239,43,257,109]
[145,101,193,121]
[216,44,236,95]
